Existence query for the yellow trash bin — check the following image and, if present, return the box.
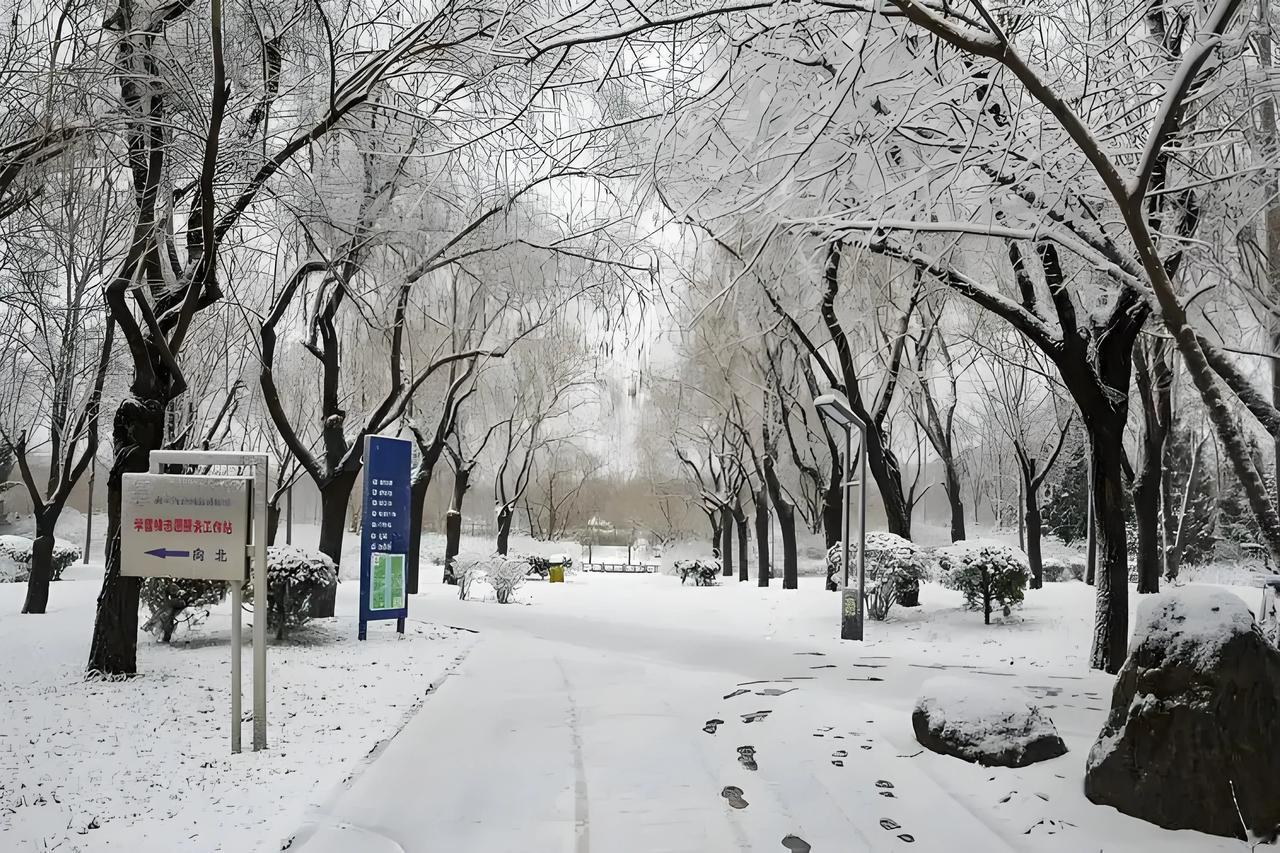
[548,554,567,583]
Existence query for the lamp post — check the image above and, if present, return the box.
[814,393,867,641]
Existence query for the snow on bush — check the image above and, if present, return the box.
[1040,556,1085,583]
[454,554,528,603]
[486,555,528,603]
[865,533,930,620]
[0,535,81,582]
[675,558,720,586]
[246,546,337,639]
[140,577,229,642]
[827,535,930,619]
[937,539,1029,624]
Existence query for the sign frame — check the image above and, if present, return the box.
[359,435,411,640]
[139,451,269,754]
[121,473,250,581]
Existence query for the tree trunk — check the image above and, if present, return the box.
[406,471,429,594]
[444,511,461,583]
[1085,454,1097,586]
[496,506,512,555]
[1088,427,1130,674]
[821,461,842,548]
[943,460,966,542]
[1132,461,1162,595]
[312,472,357,618]
[777,502,798,589]
[735,509,748,582]
[443,466,470,584]
[22,509,59,614]
[88,397,165,676]
[1025,481,1044,590]
[266,501,281,546]
[708,511,722,560]
[763,455,798,588]
[754,495,770,588]
[721,506,733,576]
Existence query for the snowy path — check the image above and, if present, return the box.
[289,593,1016,853]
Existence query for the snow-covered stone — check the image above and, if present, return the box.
[1085,587,1280,840]
[912,676,1066,768]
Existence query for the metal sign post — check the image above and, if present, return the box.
[124,450,269,754]
[359,436,411,640]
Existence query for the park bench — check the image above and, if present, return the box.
[583,561,657,573]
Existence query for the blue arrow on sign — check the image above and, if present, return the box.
[145,547,191,559]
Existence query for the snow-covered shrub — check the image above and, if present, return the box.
[0,535,25,582]
[828,535,929,618]
[675,558,720,586]
[525,555,550,577]
[485,555,528,603]
[141,577,228,642]
[455,557,480,600]
[1041,557,1086,583]
[864,533,930,620]
[937,540,1029,625]
[247,546,337,639]
[0,535,81,582]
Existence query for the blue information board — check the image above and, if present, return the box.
[359,435,412,640]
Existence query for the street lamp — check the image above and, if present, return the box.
[814,393,867,641]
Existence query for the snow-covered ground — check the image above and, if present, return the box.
[0,560,473,853]
[1,519,1266,852]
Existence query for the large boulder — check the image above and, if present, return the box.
[912,676,1067,768]
[1085,587,1280,840]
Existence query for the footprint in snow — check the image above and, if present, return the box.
[703,719,724,734]
[832,749,847,767]
[723,688,750,700]
[781,835,811,852]
[741,710,772,724]
[737,745,758,771]
[721,785,749,809]
[756,687,797,697]
[879,818,915,842]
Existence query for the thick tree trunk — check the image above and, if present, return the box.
[1085,455,1097,586]
[443,466,470,584]
[821,461,842,548]
[88,397,165,676]
[407,472,429,594]
[444,511,461,583]
[763,456,798,588]
[496,506,512,555]
[312,472,357,618]
[944,461,966,542]
[266,501,281,546]
[777,502,798,589]
[1132,464,1162,595]
[708,511,722,560]
[22,510,59,614]
[721,506,733,576]
[1025,483,1044,590]
[735,509,748,582]
[1088,428,1130,674]
[754,495,770,587]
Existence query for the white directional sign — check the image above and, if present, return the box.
[121,473,250,581]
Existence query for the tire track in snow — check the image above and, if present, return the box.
[556,658,591,853]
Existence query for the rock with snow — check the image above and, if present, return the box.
[1085,587,1280,840]
[912,676,1067,768]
